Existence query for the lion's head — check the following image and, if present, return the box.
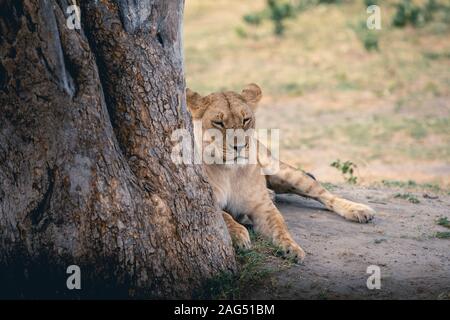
[186,84,262,163]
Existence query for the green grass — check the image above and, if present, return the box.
[316,290,331,300]
[394,192,420,204]
[435,231,450,239]
[350,20,380,52]
[195,249,270,299]
[433,217,450,240]
[194,230,293,299]
[382,180,443,193]
[322,182,338,191]
[437,217,450,229]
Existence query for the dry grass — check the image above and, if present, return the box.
[184,0,450,188]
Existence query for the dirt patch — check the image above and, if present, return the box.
[245,185,450,299]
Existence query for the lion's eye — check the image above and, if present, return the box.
[212,120,224,128]
[243,118,251,126]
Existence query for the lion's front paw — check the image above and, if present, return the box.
[339,201,375,223]
[280,239,306,262]
[230,225,252,250]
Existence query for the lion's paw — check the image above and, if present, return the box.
[338,200,375,223]
[280,239,306,262]
[231,225,252,250]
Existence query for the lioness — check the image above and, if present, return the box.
[186,84,375,261]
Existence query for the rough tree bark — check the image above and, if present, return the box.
[0,0,235,298]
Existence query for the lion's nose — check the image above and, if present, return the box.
[233,145,245,153]
[233,141,248,153]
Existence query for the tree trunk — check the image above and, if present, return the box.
[0,0,235,298]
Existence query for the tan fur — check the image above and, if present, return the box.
[186,84,375,262]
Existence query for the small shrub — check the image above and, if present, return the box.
[361,31,379,51]
[268,0,296,35]
[242,0,343,36]
[392,0,446,28]
[351,20,379,52]
[331,159,358,184]
[392,0,423,27]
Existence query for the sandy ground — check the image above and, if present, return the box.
[248,186,450,300]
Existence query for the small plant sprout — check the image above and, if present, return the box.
[330,159,358,184]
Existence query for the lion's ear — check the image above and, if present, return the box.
[241,83,262,109]
[186,88,202,109]
[186,88,207,118]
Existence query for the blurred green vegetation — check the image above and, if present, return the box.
[381,180,443,192]
[185,0,450,96]
[185,0,450,187]
[244,0,346,36]
[392,0,450,28]
[351,20,379,51]
[242,0,449,50]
